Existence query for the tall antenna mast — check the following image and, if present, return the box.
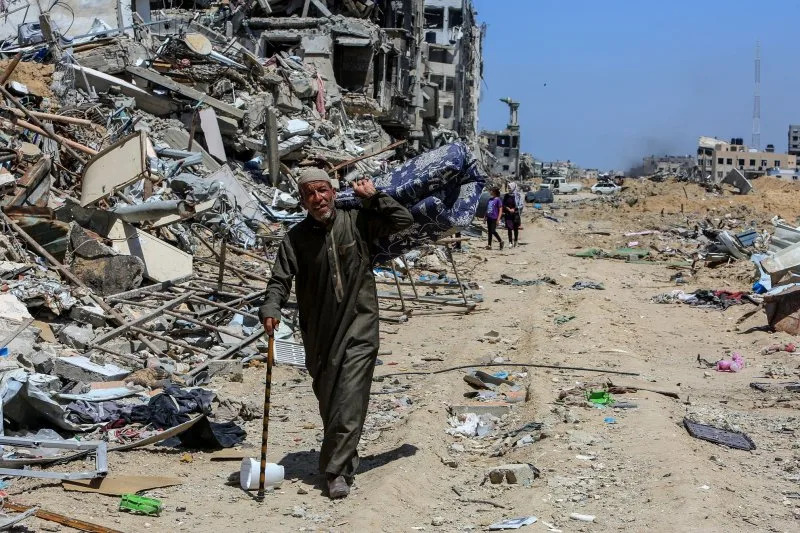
[752,41,761,150]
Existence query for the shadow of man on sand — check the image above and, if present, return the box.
[279,443,419,493]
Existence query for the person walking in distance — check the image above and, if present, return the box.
[503,184,521,247]
[260,168,413,499]
[485,187,504,250]
[510,181,524,230]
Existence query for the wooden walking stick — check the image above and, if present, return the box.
[256,334,275,502]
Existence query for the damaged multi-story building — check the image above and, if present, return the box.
[421,0,484,144]
[0,1,483,153]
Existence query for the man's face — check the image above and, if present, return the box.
[300,181,336,223]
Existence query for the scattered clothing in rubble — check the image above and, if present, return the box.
[64,385,246,448]
[260,191,413,478]
[495,274,557,286]
[652,289,749,309]
[127,385,214,428]
[336,142,486,263]
[66,400,131,425]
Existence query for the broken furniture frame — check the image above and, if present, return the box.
[0,437,107,480]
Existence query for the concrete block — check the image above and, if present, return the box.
[206,359,244,382]
[69,304,107,328]
[18,348,55,374]
[486,464,539,486]
[57,324,95,350]
[54,355,130,382]
[275,87,303,114]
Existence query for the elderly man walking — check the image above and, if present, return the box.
[260,168,413,499]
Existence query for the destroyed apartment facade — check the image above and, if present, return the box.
[422,0,484,144]
[641,154,695,177]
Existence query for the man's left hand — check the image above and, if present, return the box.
[353,178,377,198]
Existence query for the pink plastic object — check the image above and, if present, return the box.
[717,353,744,372]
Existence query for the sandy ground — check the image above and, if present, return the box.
[9,190,800,532]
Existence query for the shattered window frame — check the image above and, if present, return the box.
[424,7,445,29]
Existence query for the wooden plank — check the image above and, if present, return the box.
[126,66,245,121]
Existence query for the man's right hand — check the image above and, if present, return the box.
[263,317,280,337]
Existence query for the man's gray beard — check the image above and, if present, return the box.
[312,207,336,223]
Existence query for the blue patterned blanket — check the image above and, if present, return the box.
[336,142,486,263]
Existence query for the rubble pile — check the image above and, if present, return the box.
[0,1,486,518]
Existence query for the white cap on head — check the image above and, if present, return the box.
[297,168,332,187]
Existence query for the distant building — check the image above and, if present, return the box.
[789,125,800,156]
[709,138,796,181]
[643,155,695,175]
[480,96,521,179]
[696,136,724,178]
[480,129,520,178]
[584,169,599,181]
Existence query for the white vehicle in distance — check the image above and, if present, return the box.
[540,177,582,194]
[591,181,621,194]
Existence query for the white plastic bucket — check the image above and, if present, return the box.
[240,458,284,490]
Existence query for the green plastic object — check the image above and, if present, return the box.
[119,494,163,516]
[586,390,613,405]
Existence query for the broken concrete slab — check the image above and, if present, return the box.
[486,463,539,486]
[57,325,95,350]
[70,65,179,116]
[199,107,227,162]
[275,86,303,114]
[0,293,32,321]
[69,304,107,328]
[208,165,265,223]
[19,347,55,374]
[206,359,244,382]
[126,66,245,121]
[720,169,752,194]
[54,355,130,382]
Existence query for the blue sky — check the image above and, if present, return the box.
[473,0,800,171]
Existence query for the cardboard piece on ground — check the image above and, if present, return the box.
[62,475,183,495]
[32,320,56,343]
[209,448,256,461]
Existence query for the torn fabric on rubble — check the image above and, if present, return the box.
[336,142,486,263]
[65,385,246,448]
[127,385,245,449]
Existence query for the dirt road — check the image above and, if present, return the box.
[13,200,800,532]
